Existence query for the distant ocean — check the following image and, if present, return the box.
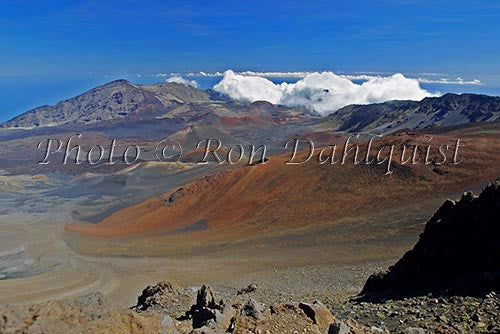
[0,75,499,122]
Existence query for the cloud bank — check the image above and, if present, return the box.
[187,71,482,86]
[165,75,199,88]
[416,77,482,85]
[213,70,436,115]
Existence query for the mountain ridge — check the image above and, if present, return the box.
[1,78,500,134]
[0,79,212,128]
[320,93,500,133]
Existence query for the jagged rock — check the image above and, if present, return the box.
[299,300,336,332]
[135,281,178,310]
[241,299,264,320]
[186,285,227,329]
[134,281,194,317]
[196,285,220,310]
[361,180,500,298]
[237,284,258,295]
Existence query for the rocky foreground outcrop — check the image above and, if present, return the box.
[129,281,500,333]
[131,282,375,334]
[361,179,500,299]
[2,281,499,334]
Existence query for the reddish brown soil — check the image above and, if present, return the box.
[65,129,500,245]
[219,115,270,127]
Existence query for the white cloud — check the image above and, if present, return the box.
[187,71,224,77]
[188,71,310,78]
[213,70,436,115]
[165,75,199,88]
[155,72,177,77]
[187,70,482,86]
[416,77,482,85]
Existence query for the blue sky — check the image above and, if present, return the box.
[1,0,500,120]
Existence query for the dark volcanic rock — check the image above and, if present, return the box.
[361,179,500,299]
[185,285,226,329]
